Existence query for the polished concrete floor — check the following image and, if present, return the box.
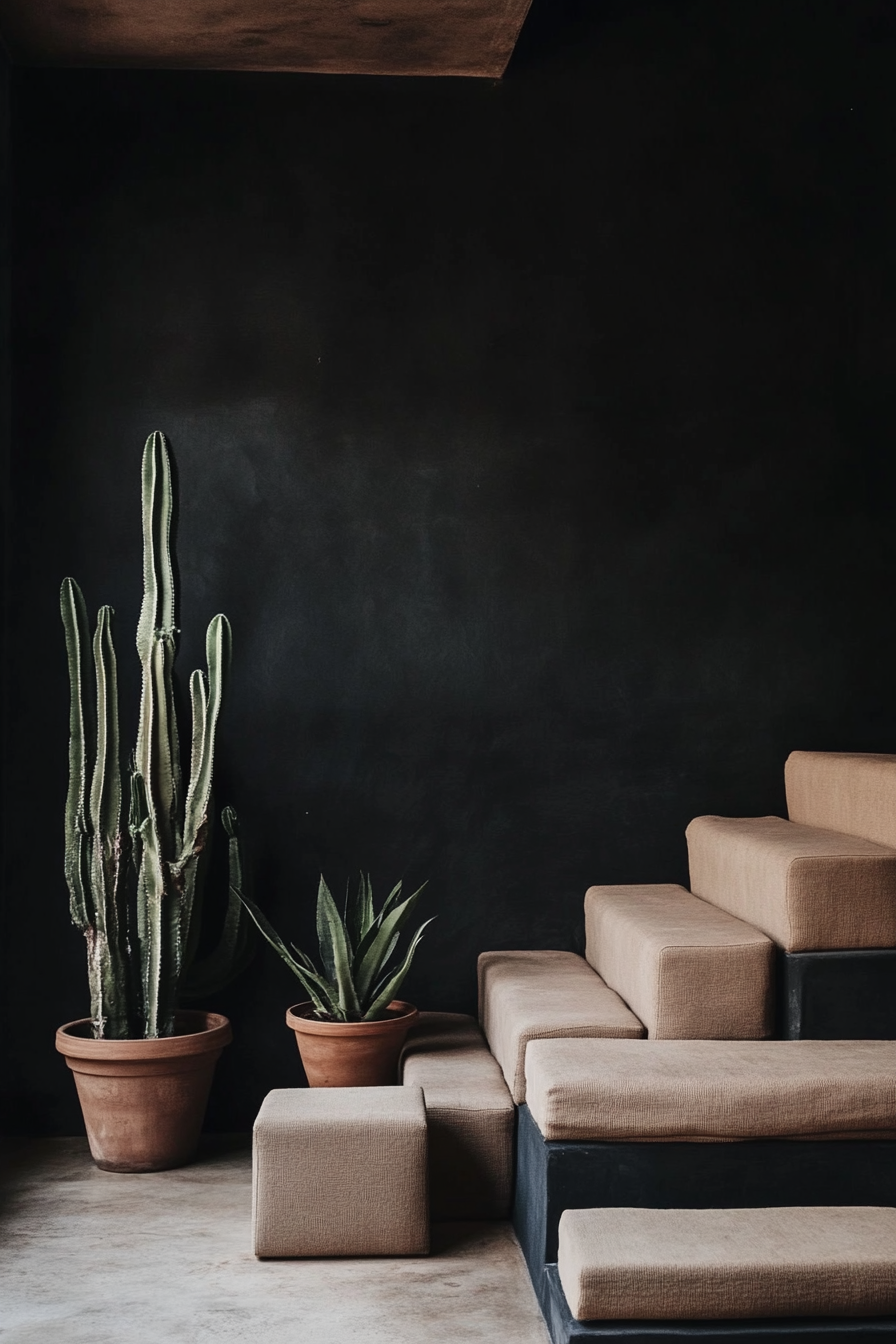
[0,1137,551,1344]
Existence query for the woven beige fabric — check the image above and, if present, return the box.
[558,1206,896,1321]
[584,884,773,1039]
[252,1087,428,1257]
[786,750,896,850]
[400,1012,514,1219]
[686,814,896,951]
[524,1038,896,1141]
[478,950,644,1103]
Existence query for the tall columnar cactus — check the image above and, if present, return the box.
[61,431,250,1040]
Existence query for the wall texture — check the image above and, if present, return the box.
[5,0,896,1132]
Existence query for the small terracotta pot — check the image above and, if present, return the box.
[286,1000,418,1087]
[55,1010,232,1173]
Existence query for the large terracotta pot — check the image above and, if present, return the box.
[55,1010,232,1173]
[286,1000,418,1087]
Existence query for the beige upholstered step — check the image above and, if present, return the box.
[524,1037,896,1142]
[399,1011,514,1220]
[557,1206,896,1321]
[584,883,774,1039]
[477,950,644,1104]
[787,750,896,850]
[686,814,896,951]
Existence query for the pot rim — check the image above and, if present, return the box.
[286,1000,417,1037]
[56,1010,232,1060]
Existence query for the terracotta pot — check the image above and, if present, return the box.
[286,1000,418,1087]
[55,1010,232,1173]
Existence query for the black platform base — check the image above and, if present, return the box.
[513,1104,896,1276]
[541,1266,896,1344]
[778,949,896,1039]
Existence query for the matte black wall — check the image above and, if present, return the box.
[5,0,896,1132]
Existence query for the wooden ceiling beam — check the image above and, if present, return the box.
[0,0,535,78]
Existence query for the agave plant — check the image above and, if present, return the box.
[238,876,433,1022]
[61,431,252,1040]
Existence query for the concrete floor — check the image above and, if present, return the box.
[0,1137,551,1344]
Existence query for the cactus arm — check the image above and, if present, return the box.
[181,615,231,862]
[187,668,207,797]
[142,631,180,854]
[136,431,176,661]
[60,578,94,932]
[180,807,253,1000]
[87,606,132,1037]
[89,606,122,867]
[130,769,169,1037]
[135,431,181,852]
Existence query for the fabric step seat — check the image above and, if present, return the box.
[686,814,896,951]
[584,883,774,1039]
[523,1037,896,1142]
[252,1087,429,1257]
[400,1011,514,1220]
[478,950,644,1104]
[786,750,896,850]
[557,1206,896,1321]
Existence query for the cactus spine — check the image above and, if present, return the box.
[62,431,248,1039]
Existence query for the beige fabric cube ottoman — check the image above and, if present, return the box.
[400,1012,514,1220]
[252,1087,429,1258]
[584,883,774,1039]
[558,1205,896,1321]
[478,950,644,1103]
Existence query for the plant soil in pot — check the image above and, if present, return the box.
[56,1011,232,1172]
[286,1000,418,1087]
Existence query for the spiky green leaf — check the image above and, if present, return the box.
[236,890,340,1018]
[346,873,376,949]
[316,877,360,1017]
[362,918,435,1021]
[353,888,425,1005]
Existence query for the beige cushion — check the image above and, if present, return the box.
[558,1206,896,1321]
[400,1011,514,1220]
[478,950,644,1104]
[252,1087,428,1257]
[787,750,896,850]
[686,814,896,951]
[584,883,773,1039]
[524,1037,896,1142]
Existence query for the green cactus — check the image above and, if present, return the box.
[61,431,251,1039]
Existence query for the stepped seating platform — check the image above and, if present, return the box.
[583,884,774,1039]
[484,751,896,1340]
[545,1206,896,1343]
[399,1010,514,1220]
[247,750,896,1341]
